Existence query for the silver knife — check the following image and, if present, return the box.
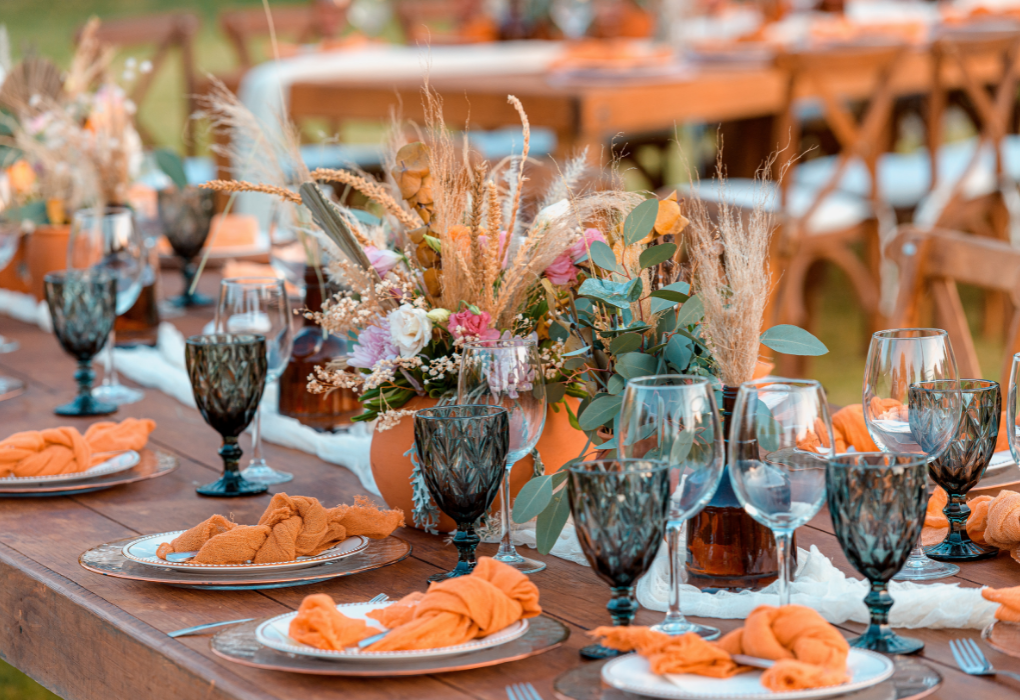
[732,654,776,669]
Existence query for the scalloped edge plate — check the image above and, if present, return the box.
[0,450,139,484]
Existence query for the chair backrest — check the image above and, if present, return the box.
[220,4,346,70]
[80,12,200,153]
[923,28,1020,230]
[394,0,488,44]
[771,43,907,241]
[887,224,1020,386]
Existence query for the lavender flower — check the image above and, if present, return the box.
[347,319,398,369]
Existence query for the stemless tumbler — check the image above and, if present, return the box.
[618,375,724,639]
[915,379,999,561]
[568,459,670,659]
[414,405,510,581]
[827,452,928,654]
[185,334,269,497]
[44,270,118,417]
[729,378,833,606]
[863,328,962,581]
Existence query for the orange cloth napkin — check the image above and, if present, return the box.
[982,586,1020,623]
[155,494,404,565]
[0,418,156,478]
[923,488,1020,560]
[365,557,541,651]
[592,606,850,692]
[288,594,372,650]
[832,403,1009,453]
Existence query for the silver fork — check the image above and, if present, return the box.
[949,638,1020,683]
[168,593,389,638]
[506,682,544,700]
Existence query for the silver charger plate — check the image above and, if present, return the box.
[0,450,139,484]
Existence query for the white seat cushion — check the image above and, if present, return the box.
[680,178,871,235]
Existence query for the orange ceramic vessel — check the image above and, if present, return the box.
[370,396,588,532]
[25,225,71,301]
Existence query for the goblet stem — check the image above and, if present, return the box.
[76,359,96,401]
[430,523,481,582]
[945,494,971,546]
[56,360,117,417]
[580,586,639,660]
[850,581,925,654]
[196,436,268,497]
[182,259,196,305]
[775,530,791,607]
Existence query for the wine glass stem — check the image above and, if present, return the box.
[250,403,265,466]
[775,530,791,606]
[496,460,518,560]
[661,520,689,629]
[102,331,120,388]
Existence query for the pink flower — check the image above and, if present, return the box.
[568,228,607,263]
[478,230,511,269]
[364,246,401,277]
[543,254,578,286]
[347,319,398,369]
[447,309,500,342]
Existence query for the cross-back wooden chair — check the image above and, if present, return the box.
[220,4,347,73]
[79,13,200,154]
[767,43,907,373]
[887,225,1020,387]
[394,0,491,45]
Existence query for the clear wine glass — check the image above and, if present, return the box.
[215,277,294,485]
[458,337,547,574]
[863,328,962,581]
[551,0,595,40]
[619,375,724,638]
[729,378,834,606]
[68,206,145,406]
[0,217,26,399]
[1007,354,1020,488]
[348,0,393,36]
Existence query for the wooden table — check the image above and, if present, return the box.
[2,273,1020,700]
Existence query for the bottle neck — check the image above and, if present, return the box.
[303,266,327,325]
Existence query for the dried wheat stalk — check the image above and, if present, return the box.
[202,179,302,204]
[310,167,421,230]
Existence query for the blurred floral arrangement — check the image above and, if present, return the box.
[0,18,143,225]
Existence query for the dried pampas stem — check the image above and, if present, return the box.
[310,167,421,230]
[685,156,776,387]
[202,179,302,204]
[502,95,530,248]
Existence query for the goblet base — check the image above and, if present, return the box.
[167,292,214,308]
[196,473,268,497]
[579,643,623,660]
[492,552,546,574]
[240,463,294,485]
[56,394,117,417]
[93,384,144,406]
[925,539,999,562]
[849,629,924,655]
[651,619,720,640]
[428,562,477,583]
[0,375,25,399]
[892,552,959,581]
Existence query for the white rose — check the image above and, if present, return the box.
[388,304,433,358]
[532,199,571,231]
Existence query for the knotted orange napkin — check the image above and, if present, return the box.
[832,403,1009,453]
[155,494,404,565]
[981,586,1020,622]
[288,594,372,650]
[591,627,746,677]
[365,557,541,651]
[760,660,851,692]
[718,605,849,672]
[0,418,156,478]
[923,487,1020,561]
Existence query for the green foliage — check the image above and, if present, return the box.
[623,197,658,245]
[153,147,188,190]
[639,242,677,269]
[589,240,622,273]
[760,324,829,356]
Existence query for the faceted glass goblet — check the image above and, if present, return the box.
[185,334,269,497]
[568,458,670,660]
[43,270,118,417]
[827,452,928,654]
[158,188,215,308]
[414,405,510,582]
[915,379,999,561]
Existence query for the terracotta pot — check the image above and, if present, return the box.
[0,234,30,294]
[370,396,589,531]
[25,224,71,301]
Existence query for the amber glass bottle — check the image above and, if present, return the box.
[686,385,785,591]
[278,266,361,430]
[114,246,160,347]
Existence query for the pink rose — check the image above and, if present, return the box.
[447,309,500,342]
[364,246,401,277]
[544,254,578,286]
[568,228,607,263]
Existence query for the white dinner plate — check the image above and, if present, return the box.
[0,450,140,485]
[601,649,895,700]
[256,601,529,662]
[122,532,369,572]
[986,450,1014,472]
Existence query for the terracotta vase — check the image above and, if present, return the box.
[0,234,30,294]
[25,224,71,301]
[370,396,589,531]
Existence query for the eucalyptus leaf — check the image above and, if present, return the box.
[589,240,622,272]
[154,147,188,190]
[536,487,571,554]
[549,320,570,342]
[760,325,829,356]
[665,334,693,370]
[625,277,644,302]
[545,381,566,405]
[562,345,592,358]
[656,312,677,337]
[639,242,678,269]
[650,281,691,314]
[615,352,658,379]
[578,394,623,431]
[675,294,704,327]
[578,278,633,310]
[607,374,626,395]
[669,431,694,464]
[756,398,782,452]
[563,357,587,371]
[624,198,659,246]
[609,333,642,355]
[512,475,554,523]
